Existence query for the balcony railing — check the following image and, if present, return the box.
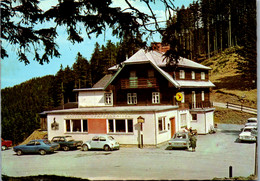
[121,78,158,89]
[189,101,213,109]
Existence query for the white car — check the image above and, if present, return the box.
[245,117,257,127]
[81,135,120,151]
[239,126,257,142]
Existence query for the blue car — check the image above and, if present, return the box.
[13,139,60,156]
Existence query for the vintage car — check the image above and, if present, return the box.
[81,135,120,151]
[51,136,83,151]
[2,138,12,150]
[245,118,257,127]
[13,139,60,156]
[168,132,191,149]
[239,126,257,142]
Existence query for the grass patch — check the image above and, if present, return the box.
[214,107,256,125]
[211,89,257,108]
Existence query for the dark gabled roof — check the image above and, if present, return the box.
[93,74,113,89]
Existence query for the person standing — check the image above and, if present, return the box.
[190,133,197,152]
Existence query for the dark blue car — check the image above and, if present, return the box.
[13,139,60,156]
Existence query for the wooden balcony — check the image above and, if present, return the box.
[189,101,213,109]
[121,78,158,89]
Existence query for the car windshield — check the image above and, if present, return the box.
[108,136,114,140]
[174,133,187,139]
[244,128,252,132]
[248,120,257,123]
[66,136,74,142]
[43,140,51,145]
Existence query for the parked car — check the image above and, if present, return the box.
[13,139,60,156]
[245,117,257,127]
[168,132,191,149]
[2,138,12,150]
[81,135,120,151]
[239,126,257,142]
[51,136,83,151]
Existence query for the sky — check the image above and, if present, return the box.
[1,0,195,89]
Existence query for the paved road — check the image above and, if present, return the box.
[213,102,257,115]
[1,124,256,180]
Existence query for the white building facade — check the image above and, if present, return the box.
[43,49,215,146]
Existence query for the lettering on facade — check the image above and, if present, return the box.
[64,113,132,119]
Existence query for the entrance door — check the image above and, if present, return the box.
[170,117,176,137]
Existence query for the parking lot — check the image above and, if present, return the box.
[1,124,256,180]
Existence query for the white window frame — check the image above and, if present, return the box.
[65,119,88,133]
[191,71,195,79]
[180,114,187,128]
[201,72,205,80]
[158,117,166,132]
[127,93,137,104]
[192,91,196,108]
[201,91,205,101]
[191,114,197,122]
[105,93,112,105]
[181,91,185,103]
[180,70,185,79]
[152,92,160,104]
[107,119,133,133]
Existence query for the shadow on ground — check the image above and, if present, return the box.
[2,175,89,181]
[220,129,241,136]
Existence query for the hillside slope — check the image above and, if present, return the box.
[201,47,257,108]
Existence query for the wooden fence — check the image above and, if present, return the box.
[226,102,257,114]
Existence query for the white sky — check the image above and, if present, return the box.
[1,0,194,89]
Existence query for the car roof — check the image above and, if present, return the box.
[29,139,45,142]
[244,126,256,129]
[248,118,257,121]
[94,135,109,137]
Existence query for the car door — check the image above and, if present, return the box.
[34,141,42,152]
[58,137,66,148]
[24,141,36,153]
[90,136,100,149]
[98,136,107,149]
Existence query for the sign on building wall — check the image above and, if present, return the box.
[51,118,59,130]
[176,92,183,101]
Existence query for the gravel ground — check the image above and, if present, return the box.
[1,124,257,180]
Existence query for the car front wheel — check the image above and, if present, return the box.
[104,145,110,151]
[63,146,69,151]
[17,150,22,156]
[39,149,46,155]
[82,144,88,151]
[1,145,7,151]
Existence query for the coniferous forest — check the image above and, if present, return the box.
[1,0,256,144]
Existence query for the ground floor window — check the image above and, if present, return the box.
[191,114,197,122]
[65,119,88,133]
[108,119,133,133]
[180,114,187,128]
[158,117,166,132]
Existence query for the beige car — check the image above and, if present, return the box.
[239,126,257,142]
